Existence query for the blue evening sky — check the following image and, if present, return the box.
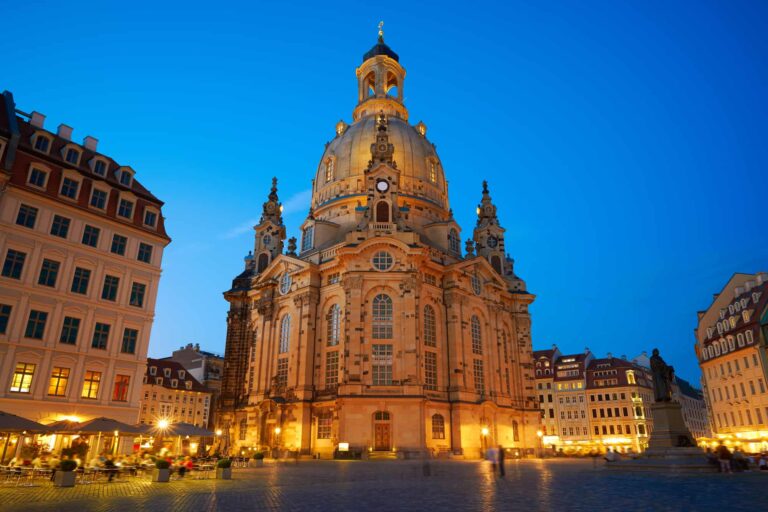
[4,1,767,383]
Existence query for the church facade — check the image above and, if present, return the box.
[217,32,539,459]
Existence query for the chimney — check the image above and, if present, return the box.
[607,352,613,359]
[83,136,98,151]
[757,273,768,285]
[584,347,590,354]
[57,124,73,140]
[30,112,45,128]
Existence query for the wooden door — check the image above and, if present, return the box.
[374,423,391,451]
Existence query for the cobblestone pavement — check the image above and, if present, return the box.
[0,459,765,512]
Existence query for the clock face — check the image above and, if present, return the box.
[487,236,498,248]
[263,235,272,246]
[376,180,389,193]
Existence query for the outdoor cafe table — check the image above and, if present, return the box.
[193,463,214,479]
[15,467,52,487]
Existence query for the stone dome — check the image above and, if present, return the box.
[312,114,449,213]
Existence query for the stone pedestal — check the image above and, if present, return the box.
[608,401,714,472]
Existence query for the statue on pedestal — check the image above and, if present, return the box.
[650,348,675,402]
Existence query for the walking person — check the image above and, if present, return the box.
[497,445,505,478]
[716,444,732,473]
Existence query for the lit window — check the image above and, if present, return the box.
[372,294,393,339]
[279,315,291,353]
[429,161,437,183]
[81,370,101,399]
[372,251,393,271]
[325,159,334,182]
[48,367,70,397]
[10,362,36,393]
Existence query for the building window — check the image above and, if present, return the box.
[90,189,108,209]
[120,170,133,186]
[137,243,153,263]
[325,351,339,390]
[25,310,48,339]
[117,199,134,219]
[64,148,80,165]
[48,367,70,397]
[276,357,288,387]
[424,351,438,390]
[130,282,146,308]
[301,226,314,252]
[81,371,101,399]
[372,344,393,385]
[473,359,485,393]
[144,210,157,228]
[101,275,120,301]
[372,251,393,271]
[16,204,38,229]
[470,315,482,355]
[279,273,292,295]
[50,215,71,238]
[0,304,11,334]
[91,322,111,349]
[112,375,130,401]
[238,418,247,440]
[471,274,482,295]
[448,229,460,254]
[33,135,50,152]
[328,273,341,284]
[325,158,334,182]
[432,414,445,439]
[93,159,107,176]
[2,249,26,279]
[71,267,91,294]
[111,234,127,256]
[38,259,60,287]
[317,413,332,439]
[59,316,81,345]
[429,161,437,183]
[10,362,36,393]
[423,305,436,347]
[122,328,139,354]
[327,304,341,346]
[82,225,100,247]
[512,420,520,442]
[372,294,393,339]
[279,315,291,353]
[60,177,79,199]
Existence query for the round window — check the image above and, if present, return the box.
[471,274,482,295]
[372,251,394,271]
[279,273,292,295]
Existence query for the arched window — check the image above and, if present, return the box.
[257,253,269,273]
[491,255,502,274]
[364,72,376,97]
[448,229,460,254]
[374,411,390,421]
[432,414,445,439]
[279,315,291,353]
[372,294,393,339]
[239,418,247,440]
[746,330,754,343]
[429,161,437,183]
[375,201,390,222]
[301,226,314,252]
[385,72,399,99]
[512,420,520,442]
[423,305,436,347]
[325,158,334,182]
[470,315,482,355]
[327,304,341,346]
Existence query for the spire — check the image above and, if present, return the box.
[368,112,395,167]
[378,21,384,43]
[476,180,498,228]
[260,177,283,225]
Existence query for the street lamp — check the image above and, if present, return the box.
[536,430,544,458]
[274,427,282,460]
[480,427,489,455]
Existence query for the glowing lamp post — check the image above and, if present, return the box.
[481,427,489,454]
[536,430,544,458]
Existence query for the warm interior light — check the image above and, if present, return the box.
[274,427,282,435]
[338,442,349,452]
[536,430,543,437]
[157,419,169,429]
[481,427,489,436]
[216,429,222,436]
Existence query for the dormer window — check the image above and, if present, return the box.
[149,366,157,376]
[33,133,51,153]
[185,381,193,390]
[156,377,163,385]
[740,298,748,309]
[719,310,725,320]
[171,379,178,388]
[707,327,713,339]
[144,209,157,228]
[93,159,107,177]
[179,370,185,379]
[429,161,437,183]
[301,226,314,252]
[163,368,171,378]
[325,158,334,182]
[64,147,80,165]
[119,169,133,187]
[743,311,750,323]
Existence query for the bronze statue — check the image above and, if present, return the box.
[650,348,675,402]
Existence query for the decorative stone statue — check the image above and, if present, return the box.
[650,348,675,402]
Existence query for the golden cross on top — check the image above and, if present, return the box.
[378,21,384,41]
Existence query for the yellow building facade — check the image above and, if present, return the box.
[217,33,539,459]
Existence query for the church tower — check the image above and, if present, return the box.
[473,181,508,276]
[253,177,286,273]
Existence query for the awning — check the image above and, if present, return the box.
[149,422,214,437]
[0,411,52,433]
[75,417,146,435]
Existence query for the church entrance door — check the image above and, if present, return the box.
[374,424,391,451]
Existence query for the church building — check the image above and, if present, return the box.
[218,29,539,459]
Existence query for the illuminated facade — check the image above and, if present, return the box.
[138,358,212,428]
[534,346,560,443]
[0,91,170,426]
[695,272,768,453]
[218,32,540,459]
